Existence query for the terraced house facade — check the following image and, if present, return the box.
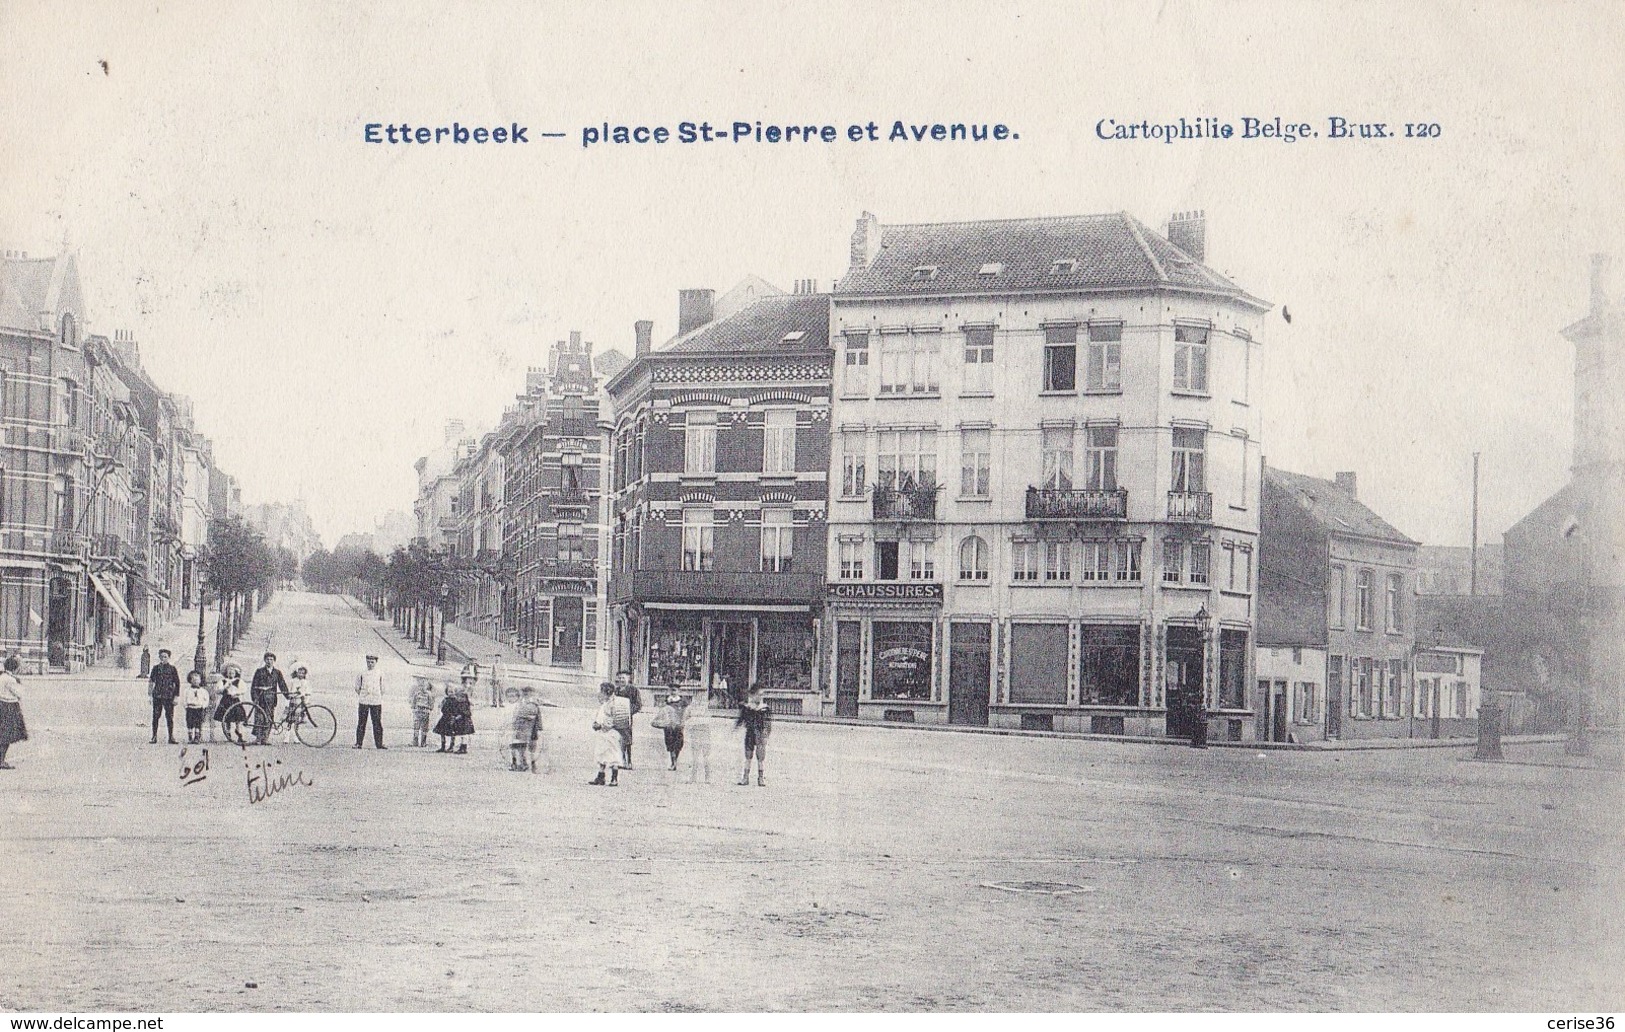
[824,212,1269,738]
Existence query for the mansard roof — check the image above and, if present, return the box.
[835,212,1267,308]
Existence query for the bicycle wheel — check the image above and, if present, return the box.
[219,700,263,746]
[295,704,337,747]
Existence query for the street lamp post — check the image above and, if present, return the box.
[192,582,208,675]
[1190,604,1211,749]
[436,582,450,664]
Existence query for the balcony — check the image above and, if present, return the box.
[52,426,88,454]
[610,568,824,606]
[1026,486,1128,521]
[49,529,87,556]
[873,485,939,521]
[91,533,125,559]
[540,558,598,581]
[1167,490,1214,521]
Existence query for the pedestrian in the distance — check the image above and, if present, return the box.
[251,652,288,745]
[735,683,771,787]
[509,685,544,773]
[182,670,210,744]
[588,682,623,786]
[353,653,387,750]
[683,688,711,784]
[0,656,27,769]
[489,654,507,708]
[147,648,181,744]
[650,687,686,771]
[613,669,640,769]
[409,676,436,747]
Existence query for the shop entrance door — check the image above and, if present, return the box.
[47,575,73,670]
[1164,625,1204,738]
[835,621,861,717]
[552,596,583,666]
[1264,679,1289,742]
[710,621,753,705]
[948,622,990,725]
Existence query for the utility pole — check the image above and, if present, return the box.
[1470,452,1480,596]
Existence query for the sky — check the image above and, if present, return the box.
[2,0,1621,548]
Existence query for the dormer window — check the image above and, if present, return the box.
[976,262,1003,277]
[780,330,807,346]
[1049,259,1077,275]
[908,265,939,282]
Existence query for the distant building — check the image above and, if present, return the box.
[244,500,323,570]
[1415,544,1503,596]
[1259,467,1423,741]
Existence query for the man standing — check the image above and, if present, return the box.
[147,648,181,745]
[613,669,641,769]
[489,654,507,708]
[250,652,288,745]
[354,653,387,749]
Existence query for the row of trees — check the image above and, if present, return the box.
[197,515,281,671]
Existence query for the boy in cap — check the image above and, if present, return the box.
[650,686,687,771]
[251,652,288,745]
[354,654,387,749]
[409,675,437,747]
[147,647,181,744]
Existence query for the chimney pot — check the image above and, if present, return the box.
[1334,471,1358,499]
[1590,253,1612,315]
[677,289,715,337]
[634,319,653,356]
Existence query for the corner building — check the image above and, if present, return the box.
[825,212,1269,738]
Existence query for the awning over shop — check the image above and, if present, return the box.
[89,571,138,626]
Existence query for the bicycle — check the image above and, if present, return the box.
[218,694,338,748]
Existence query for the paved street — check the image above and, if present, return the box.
[1,591,1620,1012]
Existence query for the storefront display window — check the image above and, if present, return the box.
[648,613,705,686]
[1219,629,1248,710]
[871,621,933,700]
[758,616,815,692]
[1009,622,1067,704]
[1080,624,1140,706]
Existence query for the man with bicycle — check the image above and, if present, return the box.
[251,652,288,746]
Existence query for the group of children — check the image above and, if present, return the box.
[407,669,549,771]
[178,658,313,744]
[590,680,769,787]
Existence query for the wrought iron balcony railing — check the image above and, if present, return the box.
[1167,490,1214,521]
[873,484,939,521]
[1026,486,1128,521]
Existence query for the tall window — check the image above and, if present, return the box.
[1085,426,1118,491]
[879,331,939,395]
[1329,565,1347,628]
[1041,427,1073,491]
[1043,324,1077,392]
[1355,570,1374,630]
[1163,540,1209,584]
[1189,542,1210,585]
[1386,658,1404,717]
[1171,427,1206,494]
[1357,658,1374,717]
[1012,540,1039,582]
[684,410,716,475]
[838,538,865,580]
[963,326,995,393]
[843,332,870,395]
[59,379,79,428]
[960,428,991,498]
[1080,625,1140,706]
[959,536,989,581]
[1385,573,1403,632]
[1086,322,1123,391]
[907,540,935,581]
[763,409,796,474]
[1044,541,1071,582]
[54,474,73,531]
[1080,540,1110,582]
[760,508,793,572]
[1113,539,1142,582]
[561,451,582,495]
[877,429,937,490]
[557,520,584,562]
[841,431,867,498]
[681,508,714,571]
[1173,324,1210,393]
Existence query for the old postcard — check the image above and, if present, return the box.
[0,0,1620,1020]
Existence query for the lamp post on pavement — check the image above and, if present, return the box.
[1190,604,1211,749]
[192,581,209,676]
[436,582,450,664]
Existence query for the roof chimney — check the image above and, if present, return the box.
[634,319,653,355]
[1590,253,1612,315]
[849,211,881,271]
[1333,471,1358,499]
[677,289,714,337]
[1168,210,1206,263]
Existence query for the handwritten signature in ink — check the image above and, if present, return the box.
[241,746,313,805]
[178,747,209,787]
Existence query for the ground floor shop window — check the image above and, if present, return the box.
[871,621,933,701]
[758,616,815,692]
[648,613,705,685]
[1009,622,1068,704]
[1079,624,1139,705]
[1218,629,1247,709]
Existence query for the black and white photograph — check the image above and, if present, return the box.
[1,0,1621,1020]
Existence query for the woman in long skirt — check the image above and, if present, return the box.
[0,655,29,769]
